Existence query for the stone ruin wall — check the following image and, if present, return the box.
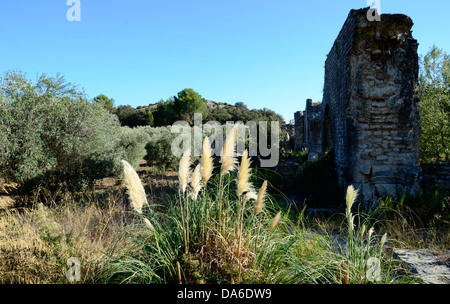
[327,8,422,203]
[305,100,323,161]
[295,8,425,204]
[294,111,306,151]
[294,99,323,161]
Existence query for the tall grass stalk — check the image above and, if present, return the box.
[201,137,214,191]
[178,150,191,254]
[218,125,238,232]
[236,150,253,282]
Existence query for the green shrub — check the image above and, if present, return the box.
[117,127,150,170]
[0,71,123,192]
[293,150,309,165]
[378,184,450,228]
[142,126,180,171]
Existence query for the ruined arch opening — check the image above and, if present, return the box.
[323,105,334,152]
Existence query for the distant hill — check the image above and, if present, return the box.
[126,97,285,127]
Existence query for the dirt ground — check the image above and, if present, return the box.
[93,159,179,206]
[1,160,180,210]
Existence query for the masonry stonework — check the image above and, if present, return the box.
[294,8,423,204]
[294,111,306,151]
[294,99,323,160]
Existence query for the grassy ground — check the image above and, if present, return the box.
[0,158,447,284]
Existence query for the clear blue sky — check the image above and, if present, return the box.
[1,0,449,122]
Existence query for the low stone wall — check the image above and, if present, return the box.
[421,163,450,189]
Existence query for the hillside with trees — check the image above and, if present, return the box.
[99,88,285,128]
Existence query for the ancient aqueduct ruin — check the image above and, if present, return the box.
[292,8,450,205]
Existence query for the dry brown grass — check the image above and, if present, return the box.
[0,196,14,211]
[183,224,257,283]
[0,192,132,284]
[380,213,450,250]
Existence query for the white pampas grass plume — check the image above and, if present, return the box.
[178,149,191,194]
[244,190,258,203]
[368,227,375,241]
[380,233,387,248]
[360,224,366,239]
[237,150,253,197]
[270,211,282,230]
[122,159,148,214]
[346,185,358,215]
[190,164,202,201]
[220,125,238,175]
[201,137,214,186]
[255,180,268,216]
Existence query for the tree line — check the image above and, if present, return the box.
[94,88,285,128]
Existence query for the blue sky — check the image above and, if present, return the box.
[1,1,449,122]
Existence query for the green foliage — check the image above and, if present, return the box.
[288,150,308,165]
[419,45,450,162]
[208,105,285,152]
[142,126,180,171]
[116,105,153,128]
[150,89,209,127]
[117,127,150,171]
[207,107,233,123]
[151,92,284,131]
[174,88,209,124]
[0,71,123,192]
[378,184,449,228]
[234,102,247,108]
[146,109,154,127]
[253,168,284,197]
[150,98,179,126]
[93,94,115,113]
[153,100,167,126]
[208,104,284,125]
